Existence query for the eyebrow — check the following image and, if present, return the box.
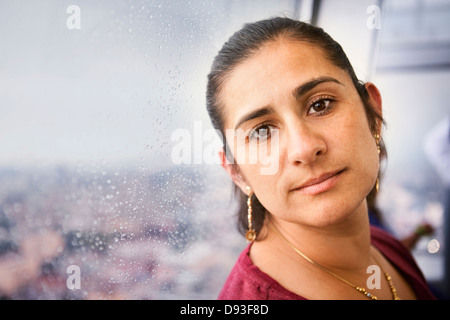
[292,76,344,98]
[234,107,274,131]
[234,77,344,130]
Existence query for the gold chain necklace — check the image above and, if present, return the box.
[270,224,401,300]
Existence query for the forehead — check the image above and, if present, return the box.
[219,39,351,124]
[243,39,331,75]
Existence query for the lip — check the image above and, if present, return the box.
[291,170,344,195]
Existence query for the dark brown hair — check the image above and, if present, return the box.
[206,17,386,239]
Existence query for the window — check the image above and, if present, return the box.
[0,0,307,299]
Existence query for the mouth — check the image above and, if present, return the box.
[291,169,345,195]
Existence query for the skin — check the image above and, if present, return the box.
[218,38,416,300]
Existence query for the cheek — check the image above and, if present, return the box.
[239,164,283,205]
[232,136,281,176]
[338,113,379,180]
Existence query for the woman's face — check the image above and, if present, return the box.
[219,38,382,228]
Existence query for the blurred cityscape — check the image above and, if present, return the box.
[0,162,446,299]
[0,164,243,299]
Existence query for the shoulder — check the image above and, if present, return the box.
[370,225,407,256]
[217,244,267,300]
[218,244,306,300]
[370,225,418,271]
[370,225,436,299]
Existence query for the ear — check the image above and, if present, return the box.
[365,82,383,134]
[219,147,250,195]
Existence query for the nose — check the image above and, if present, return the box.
[286,122,327,165]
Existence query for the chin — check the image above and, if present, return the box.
[309,211,354,228]
[292,195,366,229]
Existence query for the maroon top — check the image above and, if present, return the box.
[218,226,436,300]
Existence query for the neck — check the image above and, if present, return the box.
[262,201,373,273]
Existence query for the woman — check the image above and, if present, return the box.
[206,17,436,300]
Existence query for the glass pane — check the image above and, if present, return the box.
[0,0,304,299]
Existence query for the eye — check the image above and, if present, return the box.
[248,123,277,142]
[308,98,335,116]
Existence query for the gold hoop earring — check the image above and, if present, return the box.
[374,133,381,155]
[374,134,381,192]
[245,186,256,242]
